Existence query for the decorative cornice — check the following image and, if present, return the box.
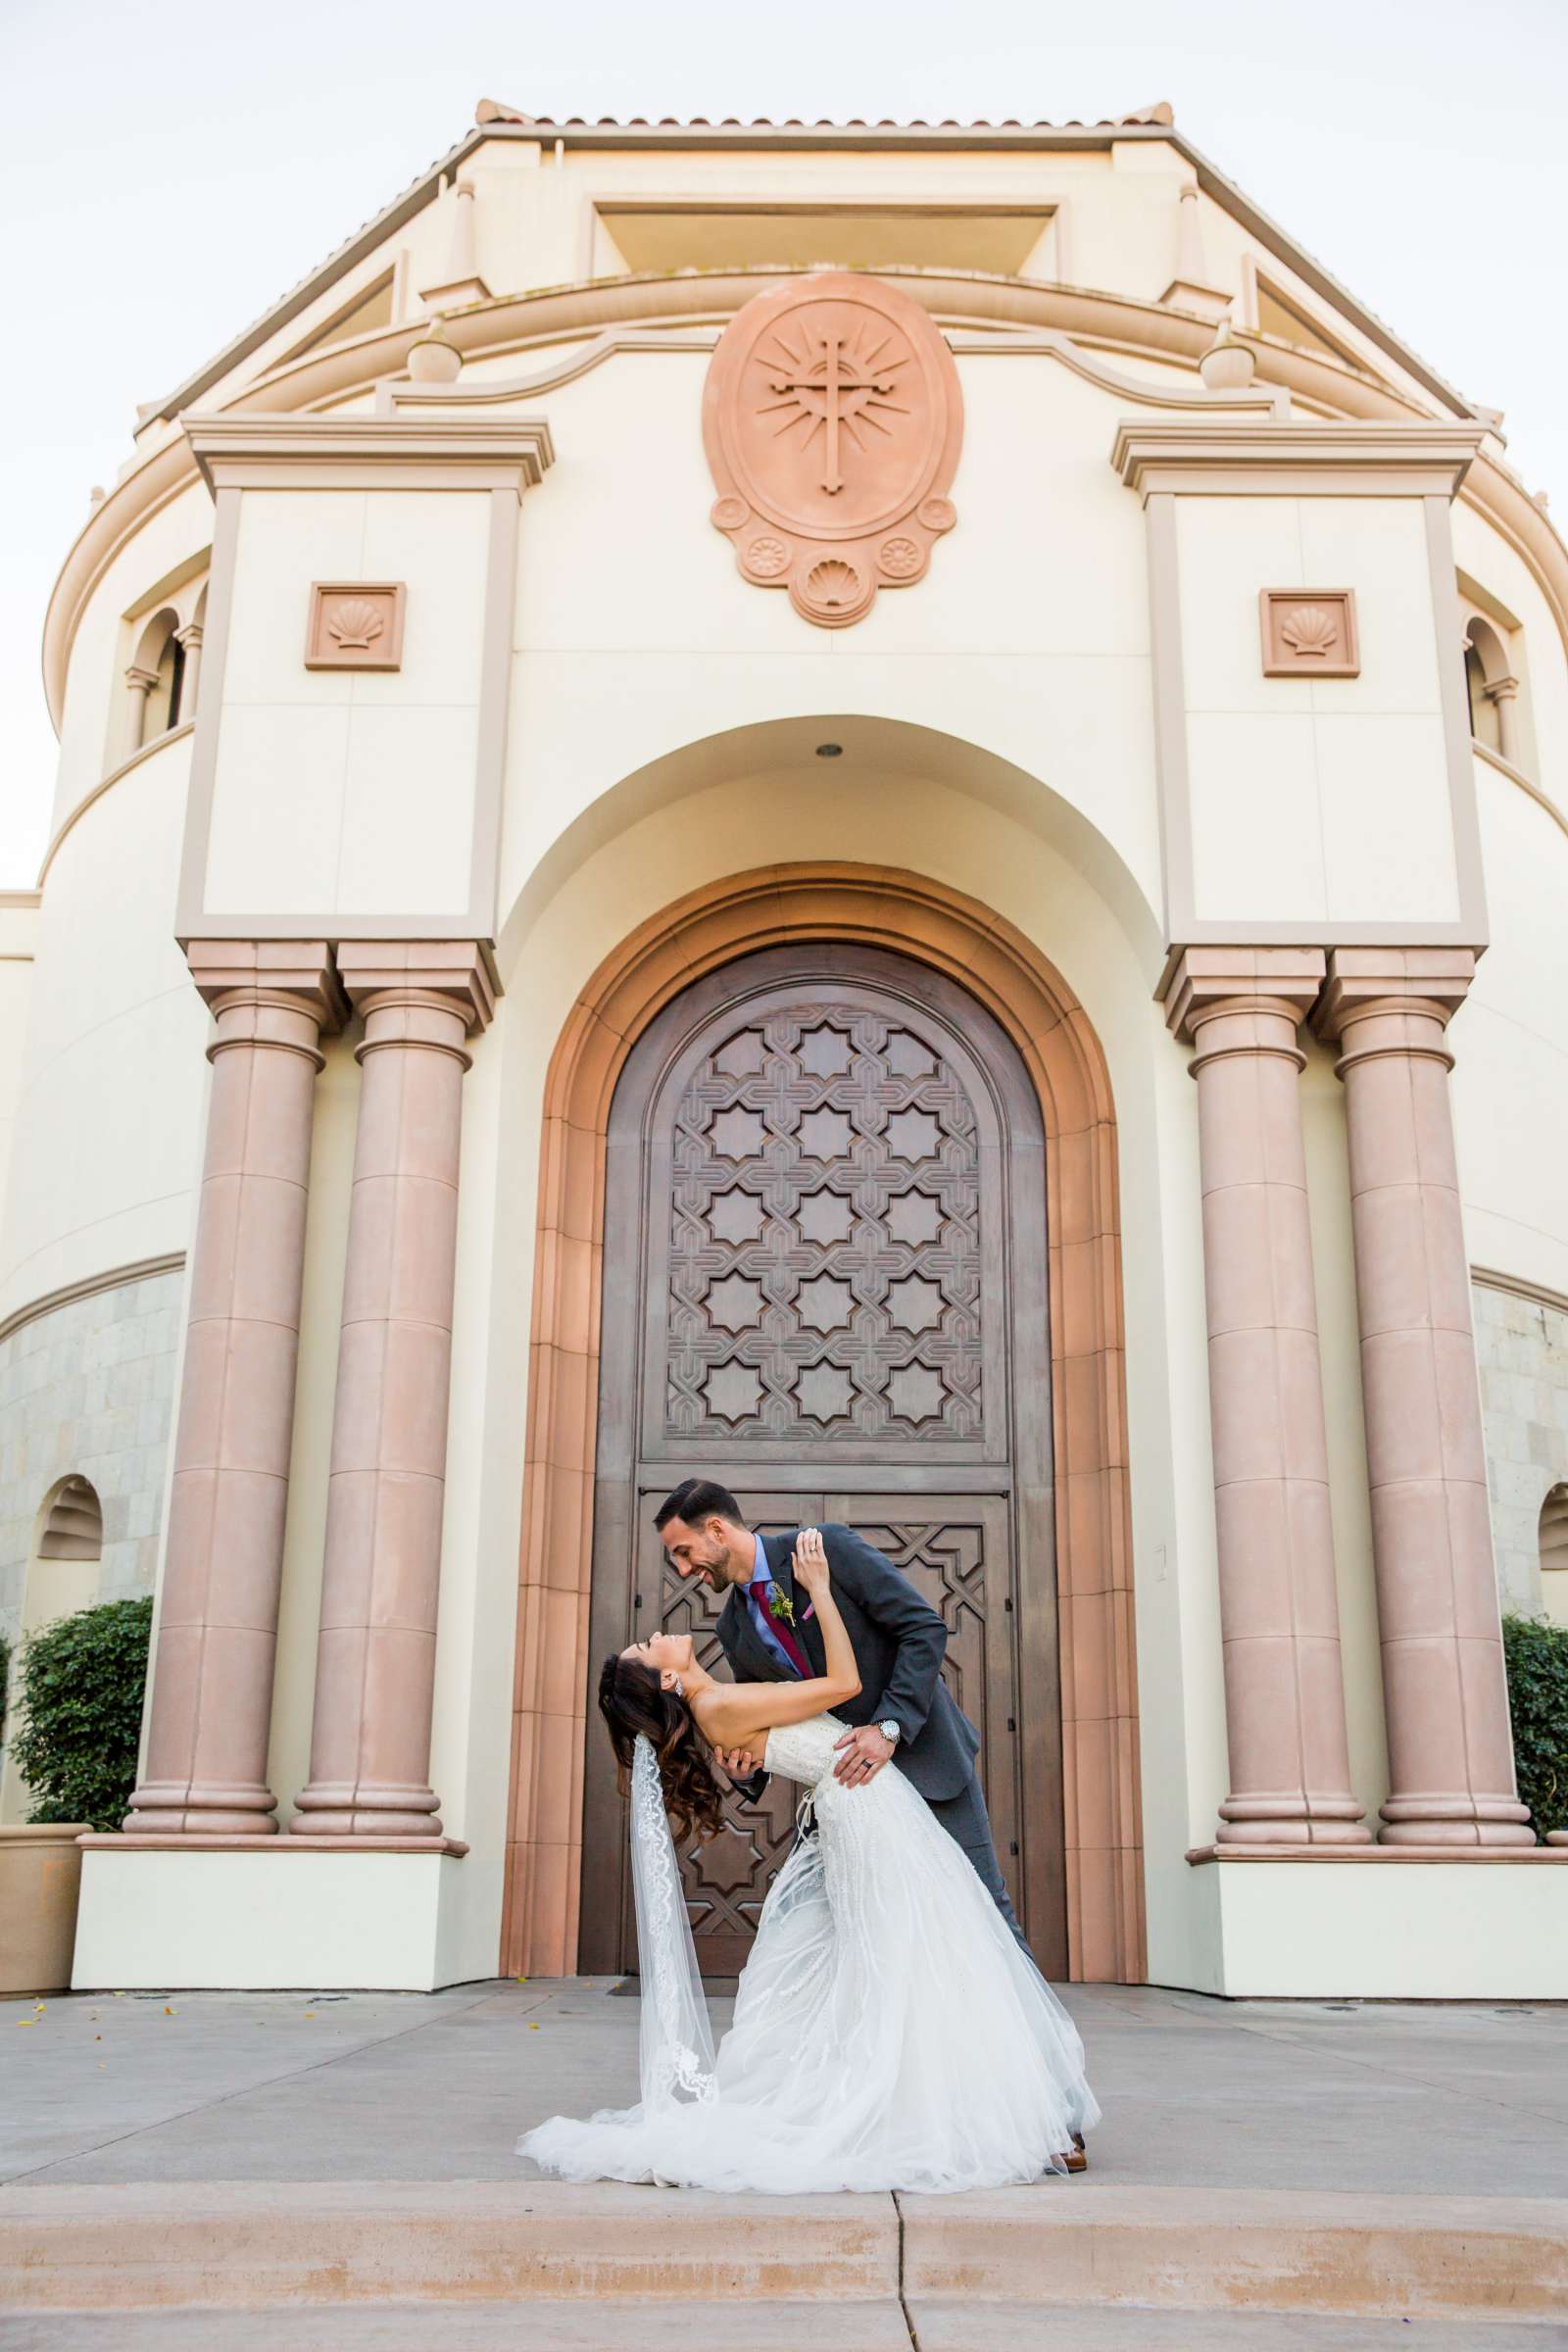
[143,112,1472,426]
[185,412,556,496]
[379,318,1289,427]
[39,271,1568,734]
[1113,418,1485,501]
[0,1253,186,1352]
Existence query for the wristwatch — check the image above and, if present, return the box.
[876,1719,901,1747]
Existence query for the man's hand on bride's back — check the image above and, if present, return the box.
[712,1745,759,1782]
[791,1526,830,1596]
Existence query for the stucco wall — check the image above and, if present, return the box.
[0,736,207,1327]
[0,902,37,1251]
[1449,760,1568,1302]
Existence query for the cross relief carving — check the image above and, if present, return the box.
[704,270,963,627]
[758,321,910,496]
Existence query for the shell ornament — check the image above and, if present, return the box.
[326,598,386,651]
[1279,605,1339,659]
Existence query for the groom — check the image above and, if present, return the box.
[654,1476,1028,1953]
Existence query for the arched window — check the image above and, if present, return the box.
[1542,1486,1568,1629]
[37,1475,104,1560]
[0,1474,107,1823]
[124,608,182,751]
[1463,614,1521,768]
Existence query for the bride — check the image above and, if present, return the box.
[519,1529,1100,2194]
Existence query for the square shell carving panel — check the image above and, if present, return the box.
[1259,588,1359,678]
[305,581,407,670]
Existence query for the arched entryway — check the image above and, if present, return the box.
[501,864,1144,1984]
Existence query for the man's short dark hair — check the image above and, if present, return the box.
[654,1477,744,1533]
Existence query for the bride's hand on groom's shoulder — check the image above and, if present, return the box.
[791,1526,830,1596]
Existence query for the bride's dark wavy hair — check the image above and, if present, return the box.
[598,1652,726,1846]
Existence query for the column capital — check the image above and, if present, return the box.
[1161,947,1326,1044]
[185,941,347,1033]
[124,663,159,694]
[174,620,204,651]
[334,940,497,1037]
[1312,947,1475,1045]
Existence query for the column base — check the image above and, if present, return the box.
[1184,1845,1568,1998]
[1379,1796,1535,1847]
[1217,1798,1371,1846]
[73,1838,478,1992]
[122,1782,279,1838]
[289,1785,444,1839]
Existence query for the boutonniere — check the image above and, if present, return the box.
[766,1583,797,1628]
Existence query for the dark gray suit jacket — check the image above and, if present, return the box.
[715,1524,981,1804]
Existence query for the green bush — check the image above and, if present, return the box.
[9,1596,153,1833]
[1502,1612,1568,1843]
[0,1627,11,1746]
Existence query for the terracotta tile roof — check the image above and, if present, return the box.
[474,100,1176,131]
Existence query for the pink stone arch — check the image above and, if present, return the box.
[502,863,1146,1984]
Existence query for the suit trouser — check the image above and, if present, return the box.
[925,1773,1029,1954]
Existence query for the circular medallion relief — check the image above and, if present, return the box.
[704,272,962,629]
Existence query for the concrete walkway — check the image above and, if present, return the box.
[4,1979,1567,2346]
[6,1977,1567,2195]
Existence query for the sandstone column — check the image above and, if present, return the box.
[123,663,158,752]
[1488,674,1521,769]
[174,620,204,718]
[1315,949,1532,1844]
[290,944,494,1839]
[125,944,341,1834]
[1165,951,1368,1845]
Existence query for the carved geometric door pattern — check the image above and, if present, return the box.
[582,945,1061,1982]
[661,1002,985,1445]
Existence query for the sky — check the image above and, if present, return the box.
[4,0,1566,886]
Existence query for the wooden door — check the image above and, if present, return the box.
[580,945,1061,1978]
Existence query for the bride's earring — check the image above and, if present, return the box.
[671,1675,687,1698]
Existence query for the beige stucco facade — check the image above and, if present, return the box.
[8,100,1568,1996]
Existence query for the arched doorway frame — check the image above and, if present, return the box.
[501,862,1145,1984]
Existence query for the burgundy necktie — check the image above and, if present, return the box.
[750,1580,810,1677]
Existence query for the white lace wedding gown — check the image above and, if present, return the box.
[519,1713,1099,2194]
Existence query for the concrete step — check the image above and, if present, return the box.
[0,2303,917,2351]
[0,2182,893,2313]
[913,2311,1568,2349]
[2,2304,1562,2352]
[899,2183,1568,2328]
[3,2180,1565,2328]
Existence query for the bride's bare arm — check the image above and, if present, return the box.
[694,1529,859,1749]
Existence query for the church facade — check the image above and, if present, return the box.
[3,99,1566,1998]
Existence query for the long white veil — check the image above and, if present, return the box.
[630,1732,717,2112]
